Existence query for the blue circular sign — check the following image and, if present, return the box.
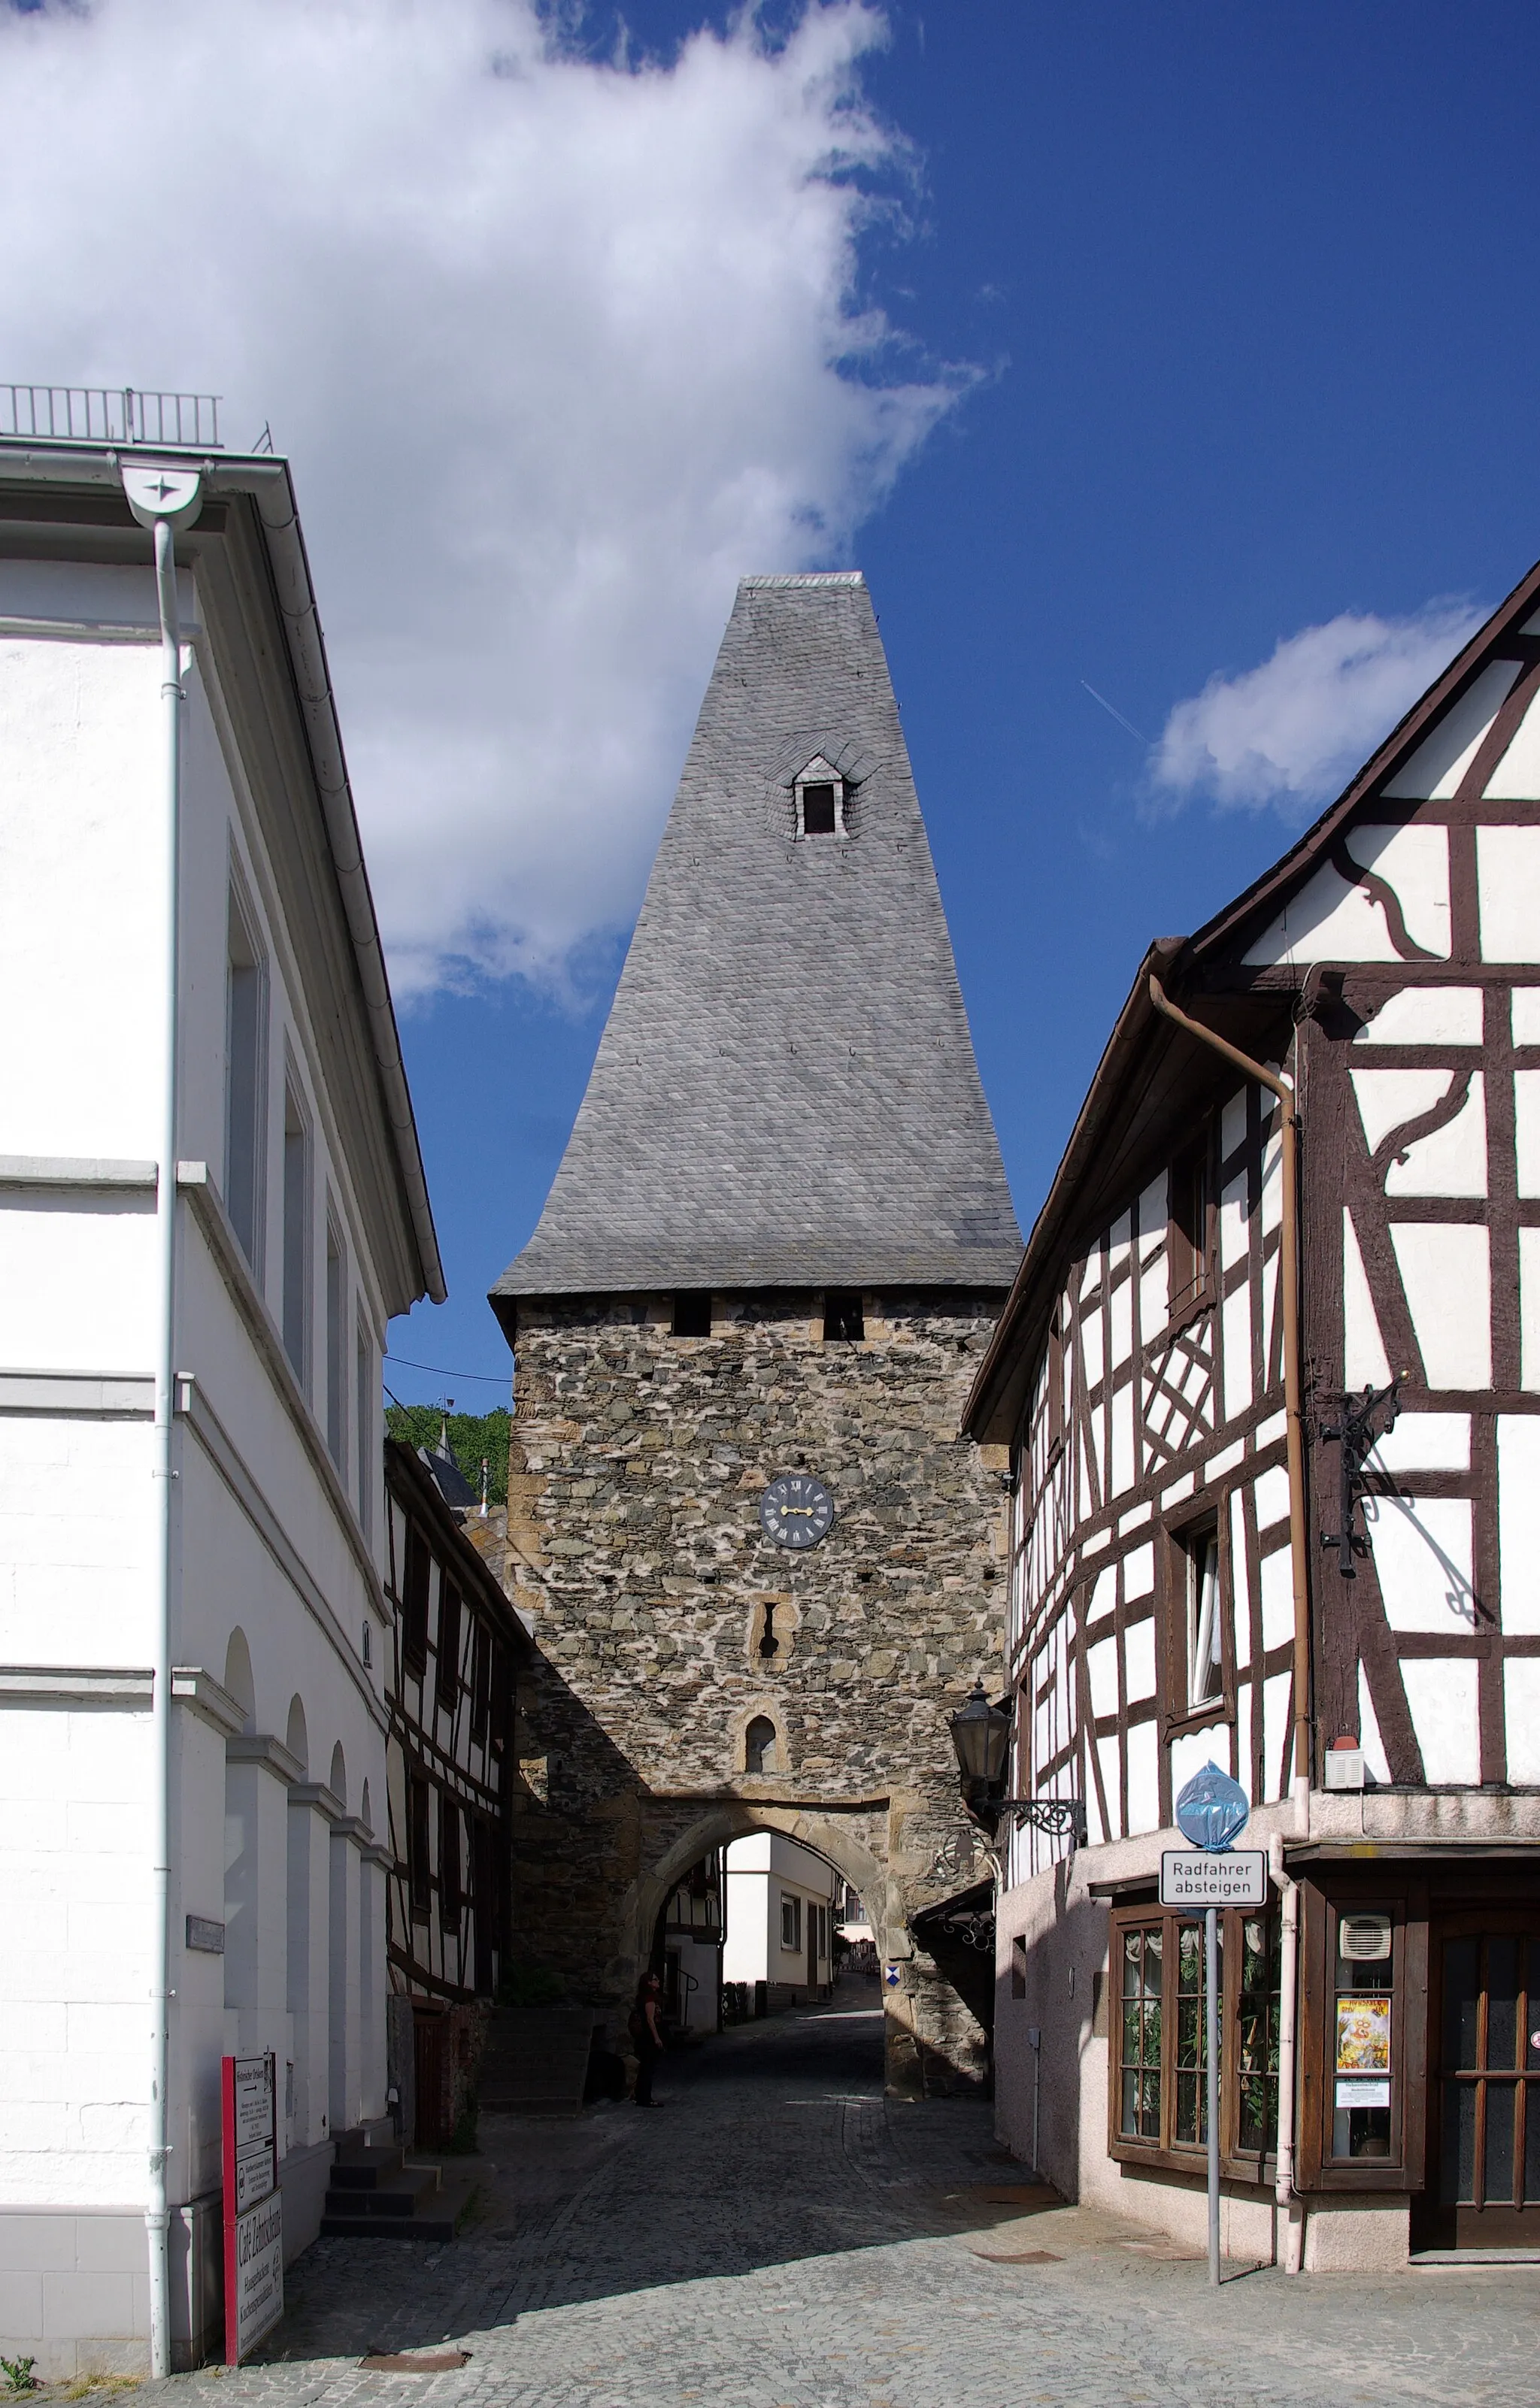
[1175,1762,1250,1852]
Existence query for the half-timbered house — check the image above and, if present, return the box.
[965,556,1540,2271]
[383,1439,522,2143]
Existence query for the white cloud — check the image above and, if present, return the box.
[1148,601,1484,817]
[0,0,956,995]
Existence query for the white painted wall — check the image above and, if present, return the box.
[722,1833,837,1992]
[0,506,419,2372]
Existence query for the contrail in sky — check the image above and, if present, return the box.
[1081,680,1147,744]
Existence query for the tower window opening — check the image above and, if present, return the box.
[801,783,837,835]
[759,1604,779,1661]
[672,1292,712,1337]
[823,1292,864,1343]
[744,1714,777,1773]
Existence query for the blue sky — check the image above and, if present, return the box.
[381,1,1540,1405]
[8,0,1528,1406]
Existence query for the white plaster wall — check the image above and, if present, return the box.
[0,1706,151,2208]
[0,638,162,1158]
[0,1419,155,1667]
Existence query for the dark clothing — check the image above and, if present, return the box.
[633,2034,661,2105]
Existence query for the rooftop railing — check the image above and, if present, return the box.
[0,385,223,449]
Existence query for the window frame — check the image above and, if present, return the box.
[793,762,848,840]
[280,1068,312,1387]
[224,875,269,1279]
[1160,1504,1235,1735]
[1107,1898,1284,2185]
[781,1892,802,1952]
[324,1204,347,1470]
[402,1520,431,1673]
[1296,1872,1428,2194]
[438,1792,463,1930]
[1166,1125,1216,1328]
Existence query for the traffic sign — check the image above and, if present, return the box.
[1160,1848,1268,1907]
[1174,1762,1250,1852]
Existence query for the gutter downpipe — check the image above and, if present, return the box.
[123,464,204,2378]
[1147,973,1310,2273]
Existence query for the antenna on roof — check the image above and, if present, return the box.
[250,420,274,456]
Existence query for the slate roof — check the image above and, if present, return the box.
[493,574,1021,1301]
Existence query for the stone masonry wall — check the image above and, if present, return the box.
[473,1289,1011,2095]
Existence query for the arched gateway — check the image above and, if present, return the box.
[484,574,1022,2093]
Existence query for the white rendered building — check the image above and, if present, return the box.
[0,405,443,2372]
[722,1833,836,2008]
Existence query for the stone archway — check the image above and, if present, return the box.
[613,1796,972,2097]
[621,1798,890,1983]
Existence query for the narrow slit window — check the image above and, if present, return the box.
[225,886,268,1274]
[281,1080,311,1384]
[354,1317,374,1536]
[325,1211,347,1468]
[1169,1134,1213,1319]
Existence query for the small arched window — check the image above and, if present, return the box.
[744,1715,777,1774]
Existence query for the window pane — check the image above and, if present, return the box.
[1445,1937,1480,2070]
[1486,2082,1517,2207]
[1526,2085,1540,2203]
[1488,1938,1520,2070]
[1528,1943,1540,2070]
[1117,1925,1162,2139]
[1441,2082,1476,2203]
[1236,1911,1281,2154]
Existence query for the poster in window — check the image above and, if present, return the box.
[1335,1995,1391,2074]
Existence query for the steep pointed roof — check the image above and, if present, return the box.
[493,573,1020,1303]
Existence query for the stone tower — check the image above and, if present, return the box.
[488,573,1021,2091]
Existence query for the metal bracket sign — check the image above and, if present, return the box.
[222,2052,283,2363]
[1160,1849,1268,1908]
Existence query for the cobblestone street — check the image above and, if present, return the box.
[159,1988,1538,2408]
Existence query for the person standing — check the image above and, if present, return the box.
[629,1970,665,2107]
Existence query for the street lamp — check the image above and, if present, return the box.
[946,1680,1087,1847]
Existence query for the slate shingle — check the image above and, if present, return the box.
[493,574,1022,1298]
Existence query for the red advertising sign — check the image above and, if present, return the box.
[221,2053,283,2363]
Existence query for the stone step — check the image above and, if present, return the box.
[329,2145,407,2189]
[319,2169,480,2244]
[323,2169,437,2220]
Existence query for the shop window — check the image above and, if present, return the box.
[1332,1909,1395,2163]
[1297,1882,1424,2198]
[1111,1902,1280,2176]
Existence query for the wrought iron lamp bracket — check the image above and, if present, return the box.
[1319,1375,1402,1580]
[996,1796,1088,1847]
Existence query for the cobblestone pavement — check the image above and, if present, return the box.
[156,1984,1536,2408]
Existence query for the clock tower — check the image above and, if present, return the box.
[487,573,1021,2092]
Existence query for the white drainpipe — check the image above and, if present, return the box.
[1269,1830,1304,2273]
[122,462,203,2379]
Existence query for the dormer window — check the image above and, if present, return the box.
[794,756,848,839]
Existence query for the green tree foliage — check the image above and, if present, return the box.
[384,1401,511,1507]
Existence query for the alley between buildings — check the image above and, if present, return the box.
[144,1985,1538,2408]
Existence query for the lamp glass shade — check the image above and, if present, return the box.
[948,1681,1011,1786]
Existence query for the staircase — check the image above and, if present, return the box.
[474,2007,599,2116]
[319,2132,480,2243]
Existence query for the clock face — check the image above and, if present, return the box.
[759,1473,834,1550]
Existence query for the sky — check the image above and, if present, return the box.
[7,0,1539,1406]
